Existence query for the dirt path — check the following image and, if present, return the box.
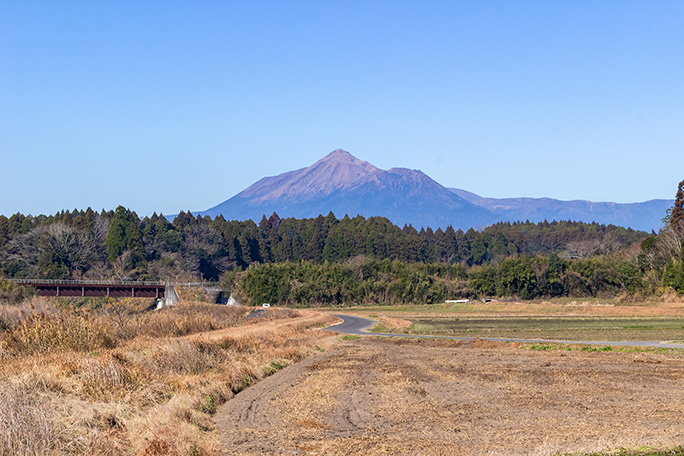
[216,337,684,456]
[185,310,339,341]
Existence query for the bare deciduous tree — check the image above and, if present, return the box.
[112,250,133,281]
[658,229,684,266]
[563,239,600,259]
[2,223,106,278]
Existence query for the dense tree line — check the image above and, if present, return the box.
[0,208,645,282]
[226,255,647,307]
[653,178,684,293]
[1,179,683,303]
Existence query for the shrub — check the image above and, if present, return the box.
[2,310,114,355]
[0,279,35,306]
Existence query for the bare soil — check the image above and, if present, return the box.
[216,337,684,456]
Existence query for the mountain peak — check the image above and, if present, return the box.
[203,149,493,229]
[304,149,379,192]
[319,149,360,164]
[196,148,670,232]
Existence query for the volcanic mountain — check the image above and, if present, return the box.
[197,149,672,231]
[199,149,494,229]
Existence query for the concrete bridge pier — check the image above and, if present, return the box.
[164,284,179,306]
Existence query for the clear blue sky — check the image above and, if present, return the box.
[1,1,682,217]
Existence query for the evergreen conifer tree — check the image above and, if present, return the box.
[670,179,684,231]
[105,206,129,263]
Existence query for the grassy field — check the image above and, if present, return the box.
[382,316,684,341]
[331,297,684,342]
[335,296,684,316]
[4,294,684,455]
[0,296,338,456]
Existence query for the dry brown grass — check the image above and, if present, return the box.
[218,337,684,456]
[0,296,51,328]
[344,296,684,322]
[0,298,251,358]
[0,297,339,455]
[0,380,53,456]
[2,310,114,356]
[374,315,412,332]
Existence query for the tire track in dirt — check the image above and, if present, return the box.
[214,343,348,454]
[329,372,376,437]
[216,337,684,456]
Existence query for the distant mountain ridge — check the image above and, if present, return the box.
[197,149,672,232]
[449,188,672,232]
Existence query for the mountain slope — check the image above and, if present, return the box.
[200,150,494,229]
[195,149,672,232]
[450,188,672,232]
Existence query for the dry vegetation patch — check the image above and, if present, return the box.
[0,298,339,455]
[372,315,413,332]
[347,300,684,342]
[217,337,684,456]
[346,297,684,320]
[0,381,53,456]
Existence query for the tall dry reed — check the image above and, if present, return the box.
[1,297,251,357]
[0,381,53,456]
[0,296,338,455]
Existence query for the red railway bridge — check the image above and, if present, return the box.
[9,279,167,299]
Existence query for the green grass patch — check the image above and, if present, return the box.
[341,335,361,341]
[406,322,436,333]
[381,316,684,342]
[528,344,555,350]
[263,360,289,376]
[370,324,390,333]
[520,343,684,354]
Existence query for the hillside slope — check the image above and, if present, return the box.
[450,188,672,232]
[195,149,672,231]
[201,150,494,229]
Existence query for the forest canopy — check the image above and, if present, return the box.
[0,208,645,281]
[1,179,683,305]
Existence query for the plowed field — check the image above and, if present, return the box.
[216,337,684,456]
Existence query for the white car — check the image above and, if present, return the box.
[262,303,271,308]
